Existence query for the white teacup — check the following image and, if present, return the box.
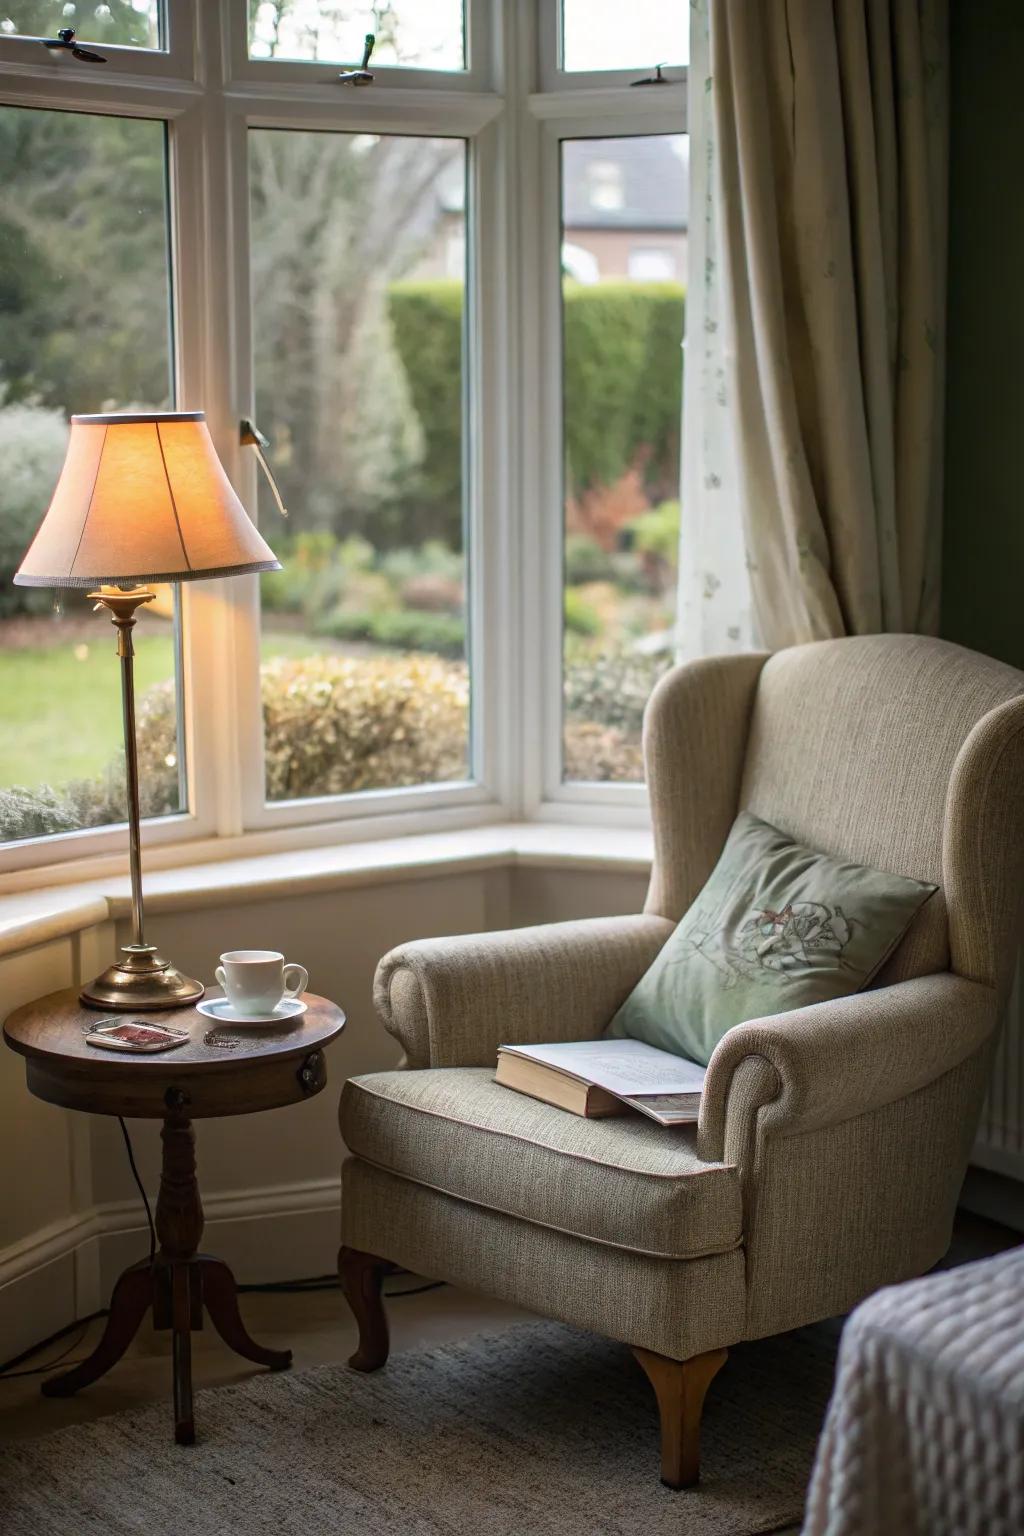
[214,950,308,1016]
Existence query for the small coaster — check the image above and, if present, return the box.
[84,1019,190,1053]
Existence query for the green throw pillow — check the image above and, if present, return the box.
[608,811,938,1066]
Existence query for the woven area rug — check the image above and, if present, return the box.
[0,1320,839,1535]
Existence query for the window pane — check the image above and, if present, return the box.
[0,2,161,49]
[249,130,469,804]
[561,135,687,784]
[0,107,182,844]
[248,1,464,70]
[561,0,687,72]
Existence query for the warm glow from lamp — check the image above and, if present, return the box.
[15,411,279,589]
[13,411,280,1011]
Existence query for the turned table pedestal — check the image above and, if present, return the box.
[3,987,345,1444]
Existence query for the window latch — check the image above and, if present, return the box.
[339,32,375,85]
[240,419,288,520]
[630,63,671,87]
[43,28,107,64]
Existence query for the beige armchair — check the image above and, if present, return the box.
[338,635,1024,1487]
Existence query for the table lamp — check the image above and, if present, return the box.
[14,411,281,1010]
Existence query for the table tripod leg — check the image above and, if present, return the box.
[171,1262,195,1445]
[201,1257,292,1371]
[41,1260,153,1398]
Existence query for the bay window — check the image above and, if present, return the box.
[249,128,471,802]
[1,2,163,49]
[0,104,185,845]
[0,1,686,876]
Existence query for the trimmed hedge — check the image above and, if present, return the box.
[0,639,665,839]
[315,606,465,658]
[388,279,684,534]
[387,281,464,545]
[563,281,683,500]
[261,653,468,800]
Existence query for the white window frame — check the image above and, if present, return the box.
[522,86,686,824]
[537,0,688,95]
[0,0,686,879]
[230,0,494,93]
[0,0,194,76]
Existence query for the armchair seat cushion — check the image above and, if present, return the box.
[341,1068,743,1262]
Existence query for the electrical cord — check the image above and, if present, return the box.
[118,1115,156,1264]
[0,1311,108,1380]
[0,1121,446,1380]
[238,1276,446,1299]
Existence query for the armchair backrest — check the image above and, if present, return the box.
[644,635,1024,998]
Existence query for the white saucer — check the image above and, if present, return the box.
[196,991,308,1027]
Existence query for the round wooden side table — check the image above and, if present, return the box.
[3,987,346,1445]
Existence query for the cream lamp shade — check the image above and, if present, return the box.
[14,411,280,587]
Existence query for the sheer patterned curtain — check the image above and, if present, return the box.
[677,0,754,660]
[678,0,948,656]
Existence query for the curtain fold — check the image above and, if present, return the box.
[678,0,949,655]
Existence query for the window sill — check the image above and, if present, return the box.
[0,821,654,962]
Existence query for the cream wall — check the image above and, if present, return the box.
[0,858,644,1362]
[5,840,1020,1368]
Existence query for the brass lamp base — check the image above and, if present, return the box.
[81,945,205,1011]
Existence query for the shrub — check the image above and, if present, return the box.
[563,281,684,503]
[0,397,69,616]
[564,644,673,737]
[0,682,180,841]
[379,539,463,587]
[261,652,468,800]
[0,649,472,841]
[563,587,602,637]
[626,499,681,565]
[260,530,340,614]
[388,280,684,536]
[565,459,653,551]
[563,720,645,784]
[623,499,681,596]
[262,535,467,629]
[0,781,115,841]
[387,281,464,547]
[564,534,615,586]
[399,573,463,614]
[315,607,465,657]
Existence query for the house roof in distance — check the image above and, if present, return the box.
[562,135,688,232]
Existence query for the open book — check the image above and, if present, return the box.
[495,1039,706,1127]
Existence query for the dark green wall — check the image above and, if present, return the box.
[942,0,1024,668]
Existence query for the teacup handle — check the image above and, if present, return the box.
[214,965,228,992]
[283,963,308,1000]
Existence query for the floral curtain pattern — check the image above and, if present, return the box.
[677,0,755,660]
[678,0,949,655]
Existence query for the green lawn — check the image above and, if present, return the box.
[0,632,177,789]
[0,624,329,790]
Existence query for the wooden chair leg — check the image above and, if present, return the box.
[339,1245,390,1371]
[632,1345,727,1489]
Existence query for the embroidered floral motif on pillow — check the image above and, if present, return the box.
[608,812,937,1066]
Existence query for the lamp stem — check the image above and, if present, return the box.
[115,609,146,949]
[78,586,203,1011]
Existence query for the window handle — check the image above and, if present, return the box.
[339,32,375,85]
[240,419,288,519]
[631,63,671,87]
[43,28,107,63]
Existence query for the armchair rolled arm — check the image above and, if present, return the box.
[374,913,674,1068]
[697,972,999,1164]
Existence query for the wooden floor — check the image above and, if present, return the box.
[1,1210,1018,1533]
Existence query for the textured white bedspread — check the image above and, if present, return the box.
[804,1246,1024,1536]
